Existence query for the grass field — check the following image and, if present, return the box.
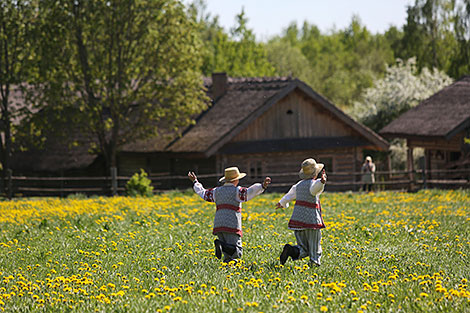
[0,190,469,312]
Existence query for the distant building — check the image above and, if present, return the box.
[381,76,470,178]
[12,73,389,191]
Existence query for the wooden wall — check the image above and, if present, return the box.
[408,131,468,173]
[118,153,216,177]
[408,133,463,151]
[232,91,360,142]
[219,148,360,192]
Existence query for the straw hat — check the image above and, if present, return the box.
[299,158,324,179]
[219,167,247,182]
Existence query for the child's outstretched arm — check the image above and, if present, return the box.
[310,169,327,196]
[239,177,271,202]
[188,171,215,202]
[275,184,296,209]
[320,169,327,184]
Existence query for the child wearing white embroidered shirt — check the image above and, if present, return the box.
[275,158,327,266]
[188,167,271,262]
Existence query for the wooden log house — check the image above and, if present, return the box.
[119,73,389,190]
[380,75,470,183]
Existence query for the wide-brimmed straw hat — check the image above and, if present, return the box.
[219,167,247,182]
[299,158,324,179]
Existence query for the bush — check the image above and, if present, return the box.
[125,169,154,197]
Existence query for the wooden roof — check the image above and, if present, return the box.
[381,76,470,139]
[165,76,389,155]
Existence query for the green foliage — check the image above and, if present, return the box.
[192,0,470,108]
[267,17,395,107]
[451,0,470,77]
[34,0,208,170]
[0,0,39,175]
[396,0,470,78]
[126,169,154,197]
[190,3,276,77]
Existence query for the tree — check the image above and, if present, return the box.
[190,3,275,77]
[265,38,313,80]
[398,0,458,74]
[0,1,37,194]
[451,0,470,77]
[35,0,208,173]
[266,18,395,107]
[350,58,453,169]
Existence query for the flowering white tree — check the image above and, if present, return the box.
[350,58,453,169]
[351,58,452,131]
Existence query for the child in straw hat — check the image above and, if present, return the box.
[188,167,271,262]
[275,158,327,266]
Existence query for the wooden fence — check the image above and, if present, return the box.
[1,167,469,198]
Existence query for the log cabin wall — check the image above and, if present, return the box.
[408,132,466,172]
[118,153,215,177]
[405,131,470,182]
[218,148,359,192]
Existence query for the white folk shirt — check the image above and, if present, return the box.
[193,181,265,236]
[193,182,265,203]
[278,178,325,208]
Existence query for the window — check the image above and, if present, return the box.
[449,151,461,162]
[318,157,333,173]
[249,161,263,178]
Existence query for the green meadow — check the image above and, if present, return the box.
[0,190,469,312]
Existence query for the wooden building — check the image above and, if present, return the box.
[12,73,389,191]
[380,76,470,179]
[118,73,389,189]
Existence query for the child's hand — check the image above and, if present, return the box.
[263,177,271,189]
[320,169,327,184]
[275,202,282,209]
[188,171,197,183]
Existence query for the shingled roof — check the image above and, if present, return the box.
[381,76,470,139]
[165,75,388,155]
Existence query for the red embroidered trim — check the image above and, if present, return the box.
[213,227,242,236]
[238,187,248,202]
[204,188,214,202]
[288,219,325,229]
[216,204,241,212]
[295,200,320,209]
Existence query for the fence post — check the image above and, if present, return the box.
[60,170,64,198]
[422,154,427,189]
[6,169,12,199]
[111,167,118,196]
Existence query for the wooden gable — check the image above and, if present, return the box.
[232,88,363,142]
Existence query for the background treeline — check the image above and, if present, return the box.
[190,0,469,110]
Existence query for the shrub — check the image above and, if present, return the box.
[125,169,154,197]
